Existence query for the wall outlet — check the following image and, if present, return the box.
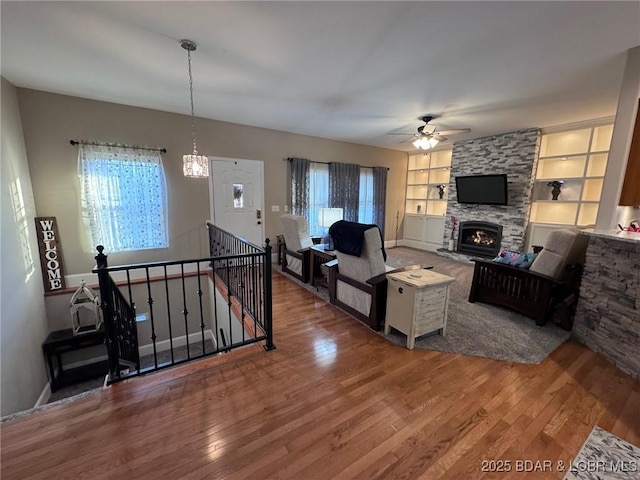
[271,205,280,212]
[284,205,289,212]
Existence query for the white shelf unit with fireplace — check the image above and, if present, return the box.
[527,122,613,250]
[404,150,452,251]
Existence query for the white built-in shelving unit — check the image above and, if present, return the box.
[527,122,613,249]
[404,150,452,251]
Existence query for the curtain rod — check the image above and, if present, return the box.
[70,139,167,154]
[286,158,389,171]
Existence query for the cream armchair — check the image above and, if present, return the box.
[326,221,426,331]
[280,214,313,283]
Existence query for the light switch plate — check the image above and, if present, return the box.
[271,205,280,212]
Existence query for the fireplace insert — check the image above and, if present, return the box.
[456,221,503,257]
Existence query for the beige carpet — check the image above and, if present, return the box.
[278,246,571,364]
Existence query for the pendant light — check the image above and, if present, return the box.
[181,39,209,178]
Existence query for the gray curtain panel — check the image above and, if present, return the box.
[373,166,387,237]
[289,157,310,219]
[329,162,360,222]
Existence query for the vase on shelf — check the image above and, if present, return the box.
[437,185,446,199]
[417,204,421,213]
[547,180,564,201]
[448,239,455,251]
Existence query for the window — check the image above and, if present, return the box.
[358,168,374,224]
[291,160,381,235]
[308,162,329,236]
[79,144,168,253]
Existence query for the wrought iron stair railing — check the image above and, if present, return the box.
[93,223,273,384]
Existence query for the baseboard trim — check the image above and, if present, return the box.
[34,382,51,408]
[62,329,217,372]
[138,329,216,357]
[397,239,441,252]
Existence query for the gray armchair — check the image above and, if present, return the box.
[279,214,313,283]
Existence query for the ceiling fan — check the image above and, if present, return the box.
[389,115,471,150]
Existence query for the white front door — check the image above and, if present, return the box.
[209,157,265,246]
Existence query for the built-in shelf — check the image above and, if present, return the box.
[529,123,612,226]
[404,150,452,251]
[527,122,613,250]
[406,150,451,216]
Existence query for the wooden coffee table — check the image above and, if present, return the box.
[310,244,337,287]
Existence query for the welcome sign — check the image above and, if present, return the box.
[34,216,66,292]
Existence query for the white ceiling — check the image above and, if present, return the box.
[2,1,639,151]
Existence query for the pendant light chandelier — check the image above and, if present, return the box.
[180,39,209,178]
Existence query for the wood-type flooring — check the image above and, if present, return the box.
[2,272,639,479]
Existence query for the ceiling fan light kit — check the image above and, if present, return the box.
[180,39,209,178]
[391,115,471,151]
[413,136,440,150]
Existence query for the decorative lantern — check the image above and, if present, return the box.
[69,280,102,335]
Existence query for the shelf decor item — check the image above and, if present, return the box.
[437,184,447,199]
[547,180,564,201]
[69,280,103,335]
[449,215,458,250]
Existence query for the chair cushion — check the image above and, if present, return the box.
[529,229,578,278]
[334,226,388,316]
[285,254,303,276]
[280,214,313,251]
[335,227,386,283]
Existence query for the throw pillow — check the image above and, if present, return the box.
[492,250,538,268]
[493,250,520,265]
[514,252,537,269]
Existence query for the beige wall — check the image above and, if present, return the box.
[45,274,212,356]
[1,78,50,416]
[17,88,407,275]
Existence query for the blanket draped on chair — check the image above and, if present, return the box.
[329,220,386,261]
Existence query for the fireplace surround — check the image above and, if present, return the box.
[457,221,503,257]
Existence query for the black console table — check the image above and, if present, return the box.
[42,327,108,392]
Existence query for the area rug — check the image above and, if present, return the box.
[563,426,640,479]
[277,246,571,364]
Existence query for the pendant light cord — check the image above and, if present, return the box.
[187,48,198,155]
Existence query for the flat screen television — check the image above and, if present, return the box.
[455,174,508,205]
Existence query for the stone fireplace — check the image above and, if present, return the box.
[440,128,541,261]
[457,221,503,257]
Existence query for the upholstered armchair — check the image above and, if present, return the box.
[326,221,426,331]
[280,214,313,283]
[468,228,589,327]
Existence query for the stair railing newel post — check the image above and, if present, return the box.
[95,245,119,380]
[263,238,275,350]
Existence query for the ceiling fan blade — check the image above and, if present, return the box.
[387,132,415,136]
[435,128,471,136]
[399,137,416,144]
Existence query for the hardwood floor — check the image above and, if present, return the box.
[2,272,639,479]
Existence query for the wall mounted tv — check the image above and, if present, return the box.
[455,174,508,205]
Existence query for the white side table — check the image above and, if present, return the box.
[384,269,455,349]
